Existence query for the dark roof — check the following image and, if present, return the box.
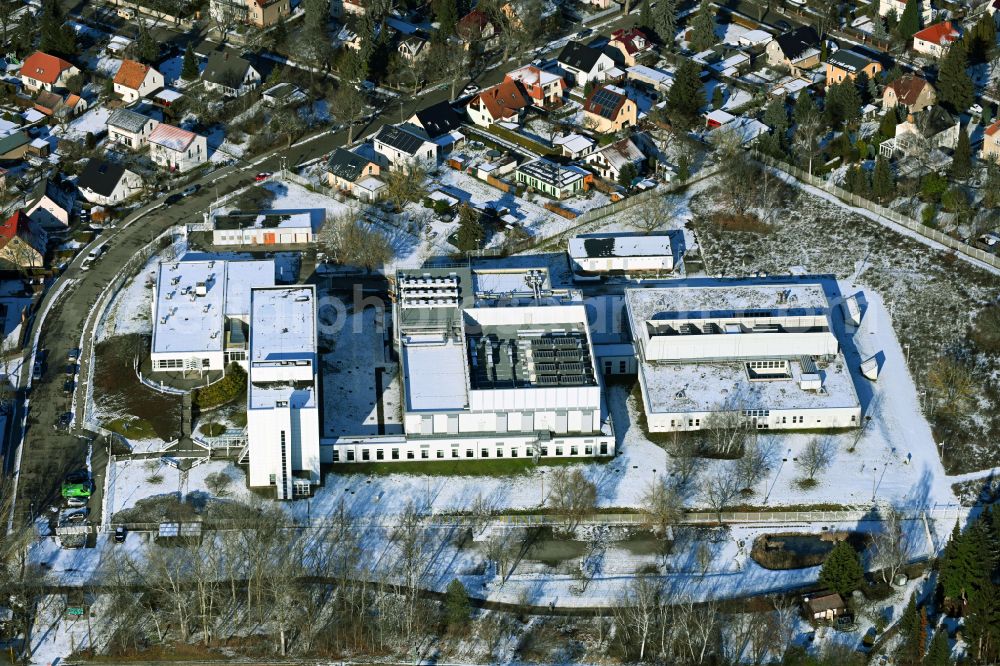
[327,148,373,182]
[0,131,30,156]
[374,123,430,155]
[30,177,75,209]
[202,49,255,86]
[77,159,127,197]
[827,48,874,73]
[774,26,820,61]
[584,85,627,120]
[601,44,626,68]
[107,108,151,134]
[411,101,463,138]
[558,41,605,72]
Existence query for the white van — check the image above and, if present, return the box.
[81,244,107,271]
[117,6,136,19]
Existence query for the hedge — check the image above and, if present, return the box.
[193,364,247,410]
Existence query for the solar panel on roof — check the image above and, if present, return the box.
[535,363,558,373]
[537,375,559,385]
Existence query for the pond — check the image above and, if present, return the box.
[750,532,845,570]
[618,530,669,556]
[524,537,588,566]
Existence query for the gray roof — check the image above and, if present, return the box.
[326,148,373,182]
[202,49,255,87]
[107,108,151,134]
[375,123,431,155]
[827,48,875,73]
[77,159,127,197]
[0,131,30,156]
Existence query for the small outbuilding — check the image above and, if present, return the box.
[802,592,847,622]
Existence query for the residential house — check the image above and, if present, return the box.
[506,65,566,108]
[26,178,75,233]
[77,159,143,205]
[107,108,159,149]
[202,50,261,97]
[247,0,290,26]
[261,82,307,107]
[148,124,208,173]
[0,211,47,271]
[880,106,961,158]
[582,84,637,134]
[0,132,32,161]
[515,158,589,199]
[980,119,1000,164]
[326,147,382,196]
[337,26,363,51]
[466,79,531,127]
[113,60,165,104]
[332,0,367,17]
[398,36,427,63]
[407,101,464,139]
[553,133,596,159]
[557,41,617,88]
[882,74,936,114]
[457,10,499,52]
[585,137,645,183]
[627,64,674,93]
[825,49,882,87]
[372,123,438,170]
[33,91,87,120]
[912,21,960,57]
[19,51,79,92]
[608,28,655,67]
[879,0,933,26]
[802,593,847,622]
[765,26,821,76]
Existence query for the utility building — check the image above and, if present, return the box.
[331,267,615,464]
[626,281,861,432]
[246,286,320,500]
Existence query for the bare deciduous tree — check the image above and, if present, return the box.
[640,477,683,535]
[699,460,742,521]
[927,354,975,416]
[329,84,367,145]
[546,467,598,533]
[871,505,909,584]
[612,576,663,661]
[735,437,775,493]
[797,436,836,483]
[629,192,682,234]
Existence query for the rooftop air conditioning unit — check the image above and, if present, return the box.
[196,282,207,297]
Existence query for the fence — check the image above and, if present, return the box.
[755,152,1000,271]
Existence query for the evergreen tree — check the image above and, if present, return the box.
[856,70,871,104]
[896,0,921,41]
[964,582,1000,664]
[39,0,76,57]
[677,150,691,181]
[937,42,974,114]
[825,80,861,128]
[618,162,638,188]
[135,23,158,64]
[711,85,724,109]
[444,579,471,630]
[871,154,895,202]
[763,97,789,149]
[885,7,898,32]
[818,541,864,595]
[965,12,997,65]
[689,0,716,52]
[639,0,652,31]
[433,0,459,37]
[899,594,925,664]
[794,91,819,125]
[666,59,705,128]
[950,125,971,179]
[873,15,888,41]
[653,0,677,48]
[939,518,994,604]
[845,164,869,195]
[454,204,483,252]
[879,108,899,139]
[925,629,951,666]
[181,43,199,81]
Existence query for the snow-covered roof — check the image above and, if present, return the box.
[569,233,672,260]
[250,286,315,363]
[148,123,197,152]
[554,133,596,154]
[214,209,319,233]
[626,64,674,87]
[640,356,859,414]
[626,282,831,325]
[403,336,468,411]
[152,260,226,355]
[737,29,773,46]
[224,260,275,317]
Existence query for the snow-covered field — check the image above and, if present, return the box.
[52,107,111,142]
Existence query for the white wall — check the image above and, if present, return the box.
[329,431,615,463]
[644,330,839,362]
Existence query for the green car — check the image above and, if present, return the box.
[61,482,92,499]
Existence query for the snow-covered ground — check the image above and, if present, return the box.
[52,107,111,142]
[105,458,251,520]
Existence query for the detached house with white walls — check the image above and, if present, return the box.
[202,49,262,97]
[372,123,438,170]
[113,60,165,104]
[148,124,208,173]
[76,159,143,205]
[19,51,78,92]
[107,108,159,149]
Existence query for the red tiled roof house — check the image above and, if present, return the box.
[982,119,1000,165]
[113,60,165,103]
[19,51,79,92]
[147,124,208,173]
[466,79,531,127]
[912,21,960,58]
[882,74,936,114]
[0,210,47,271]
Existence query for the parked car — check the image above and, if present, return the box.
[462,83,479,96]
[63,379,75,395]
[64,363,77,376]
[255,172,271,182]
[61,508,90,525]
[970,103,984,116]
[181,184,200,196]
[32,360,42,380]
[575,28,592,38]
[67,348,81,362]
[114,526,127,543]
[61,479,92,499]
[776,20,792,31]
[64,496,87,508]
[165,193,182,205]
[55,412,73,431]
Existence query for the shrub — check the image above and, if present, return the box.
[193,364,247,409]
[199,422,226,437]
[972,306,1000,353]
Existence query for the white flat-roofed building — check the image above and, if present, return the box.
[568,232,675,277]
[150,259,275,372]
[211,209,322,246]
[331,267,614,464]
[246,286,320,500]
[626,281,861,432]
